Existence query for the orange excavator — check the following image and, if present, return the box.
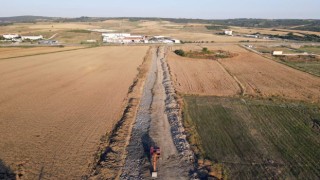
[150,146,161,178]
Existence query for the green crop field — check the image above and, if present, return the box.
[183,96,320,179]
[299,46,320,55]
[284,61,320,77]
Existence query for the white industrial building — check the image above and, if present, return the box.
[102,33,180,44]
[102,33,146,44]
[2,34,20,39]
[148,36,181,44]
[224,30,233,36]
[21,35,44,41]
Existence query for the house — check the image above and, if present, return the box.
[224,30,233,36]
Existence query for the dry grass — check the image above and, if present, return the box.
[0,46,149,179]
[168,51,240,96]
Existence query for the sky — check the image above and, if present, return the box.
[1,0,319,19]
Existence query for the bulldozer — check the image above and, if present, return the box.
[150,146,161,178]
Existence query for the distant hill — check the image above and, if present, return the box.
[0,16,58,23]
[1,16,320,32]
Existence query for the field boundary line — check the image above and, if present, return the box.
[0,46,91,60]
[216,60,246,96]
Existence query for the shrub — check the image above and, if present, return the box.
[174,49,186,57]
[202,47,209,53]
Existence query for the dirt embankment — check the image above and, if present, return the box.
[0,46,149,179]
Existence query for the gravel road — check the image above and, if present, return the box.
[120,47,194,180]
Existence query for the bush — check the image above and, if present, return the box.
[174,49,186,57]
[202,47,209,53]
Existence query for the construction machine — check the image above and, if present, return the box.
[150,146,161,178]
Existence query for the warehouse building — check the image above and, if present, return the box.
[21,35,44,41]
[2,34,20,39]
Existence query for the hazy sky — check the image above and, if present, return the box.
[1,0,319,19]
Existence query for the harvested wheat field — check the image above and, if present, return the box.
[169,45,320,102]
[168,52,240,96]
[0,46,149,179]
[0,47,83,59]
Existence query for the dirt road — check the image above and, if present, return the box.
[121,47,194,179]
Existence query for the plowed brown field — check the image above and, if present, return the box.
[168,45,320,102]
[0,46,148,179]
[168,52,241,96]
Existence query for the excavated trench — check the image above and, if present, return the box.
[120,47,194,180]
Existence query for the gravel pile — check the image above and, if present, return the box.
[161,54,195,162]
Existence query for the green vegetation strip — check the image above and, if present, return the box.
[183,96,320,179]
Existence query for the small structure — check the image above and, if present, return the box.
[273,51,283,56]
[86,39,97,43]
[245,34,259,38]
[224,30,233,36]
[3,34,20,40]
[172,39,181,44]
[21,35,43,41]
[38,40,58,45]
